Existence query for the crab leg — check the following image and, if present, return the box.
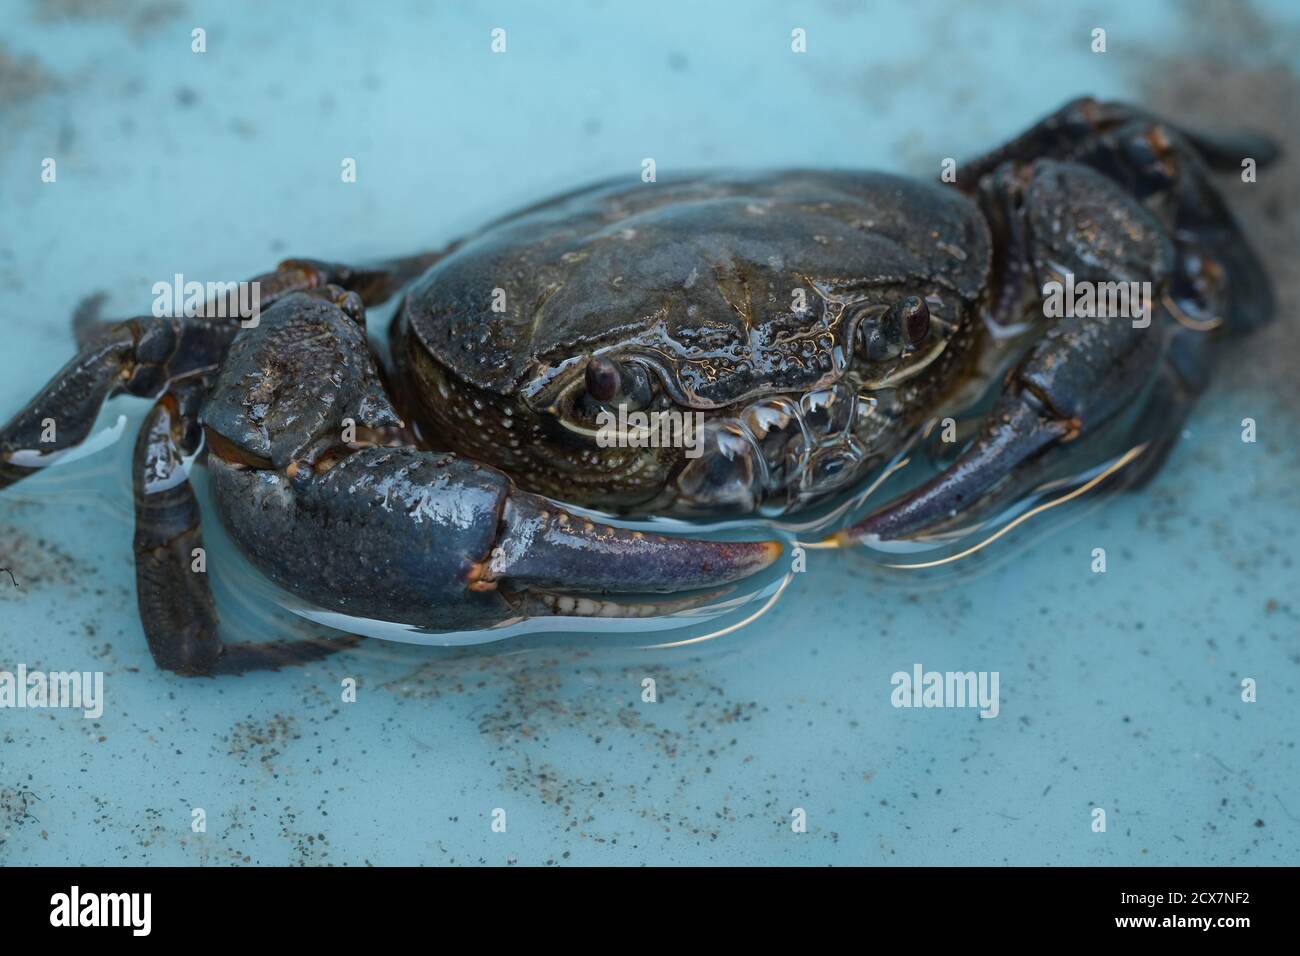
[0,316,236,489]
[131,378,221,673]
[958,97,1279,192]
[130,378,361,676]
[1,248,453,491]
[960,97,1277,333]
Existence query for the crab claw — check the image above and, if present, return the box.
[836,295,1168,546]
[208,447,780,632]
[485,490,781,594]
[833,398,1072,544]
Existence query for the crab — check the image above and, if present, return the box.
[0,98,1277,676]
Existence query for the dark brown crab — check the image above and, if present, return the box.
[0,98,1277,675]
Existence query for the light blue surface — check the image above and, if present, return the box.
[1,0,1297,865]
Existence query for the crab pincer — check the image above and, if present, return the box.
[210,449,780,630]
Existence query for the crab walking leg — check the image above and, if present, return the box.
[0,246,454,491]
[0,325,134,488]
[269,250,452,309]
[957,97,1280,194]
[207,448,781,632]
[2,252,452,486]
[959,97,1277,333]
[1064,118,1274,334]
[68,250,453,348]
[0,317,237,490]
[132,380,220,673]
[132,380,359,676]
[154,252,452,331]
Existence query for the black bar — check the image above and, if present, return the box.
[0,865,1286,941]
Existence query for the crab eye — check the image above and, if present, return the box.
[585,356,622,401]
[901,296,931,348]
[580,355,654,414]
[857,295,932,362]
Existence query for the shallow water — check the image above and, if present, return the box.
[1,0,1298,865]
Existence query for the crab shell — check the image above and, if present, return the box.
[393,170,992,513]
